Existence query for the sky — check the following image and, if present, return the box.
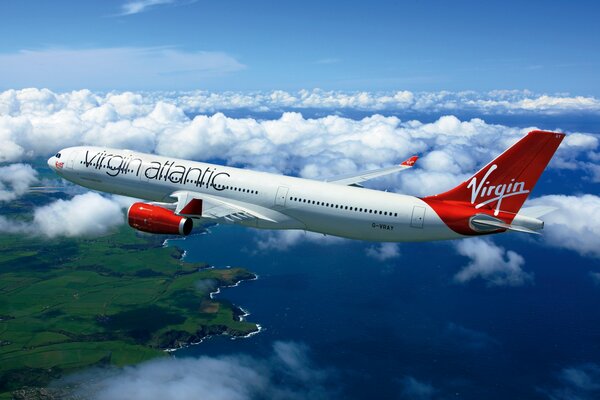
[0,0,599,93]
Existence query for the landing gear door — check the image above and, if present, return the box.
[410,205,426,228]
[275,186,289,207]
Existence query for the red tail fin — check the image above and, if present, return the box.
[425,130,565,215]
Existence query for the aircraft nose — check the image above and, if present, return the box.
[47,156,55,170]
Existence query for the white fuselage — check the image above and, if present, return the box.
[49,146,460,242]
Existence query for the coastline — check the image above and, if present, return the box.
[164,271,262,352]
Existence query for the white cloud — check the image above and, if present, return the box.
[61,341,334,400]
[399,376,436,400]
[119,0,178,15]
[528,195,600,258]
[0,215,29,234]
[560,365,600,392]
[515,95,600,112]
[563,133,599,150]
[444,323,499,350]
[33,193,124,238]
[366,242,400,261]
[0,48,245,90]
[110,194,140,209]
[453,238,532,287]
[590,272,600,286]
[255,230,347,252]
[541,363,600,400]
[0,193,125,238]
[0,163,38,201]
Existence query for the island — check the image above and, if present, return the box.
[0,221,258,397]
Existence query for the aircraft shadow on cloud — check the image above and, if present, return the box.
[47,130,564,242]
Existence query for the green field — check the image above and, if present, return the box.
[0,225,258,395]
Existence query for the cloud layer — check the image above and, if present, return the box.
[171,89,600,115]
[3,88,599,116]
[1,89,597,190]
[1,88,597,259]
[62,341,334,400]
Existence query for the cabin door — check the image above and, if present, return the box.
[275,186,289,207]
[410,206,426,228]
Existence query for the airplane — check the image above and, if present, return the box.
[47,130,564,242]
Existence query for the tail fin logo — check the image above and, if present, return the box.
[466,164,529,216]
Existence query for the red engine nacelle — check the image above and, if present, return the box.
[127,202,193,236]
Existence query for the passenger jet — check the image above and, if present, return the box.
[48,130,564,242]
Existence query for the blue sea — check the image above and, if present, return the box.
[168,112,600,399]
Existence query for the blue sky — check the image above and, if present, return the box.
[0,0,598,93]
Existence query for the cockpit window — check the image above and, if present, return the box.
[55,153,61,158]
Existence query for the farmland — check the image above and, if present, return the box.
[0,225,257,395]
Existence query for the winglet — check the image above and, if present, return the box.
[401,156,419,167]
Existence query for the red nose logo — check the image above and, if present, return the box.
[55,161,64,169]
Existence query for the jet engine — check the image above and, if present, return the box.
[127,202,193,236]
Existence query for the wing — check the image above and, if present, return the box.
[325,156,418,187]
[169,190,276,224]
